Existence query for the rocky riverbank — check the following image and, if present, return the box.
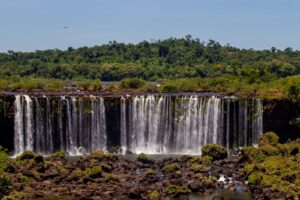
[0,133,299,200]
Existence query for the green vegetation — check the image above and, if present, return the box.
[201,144,227,161]
[137,153,153,164]
[190,155,212,165]
[120,78,146,89]
[104,174,119,183]
[0,37,300,98]
[0,147,11,197]
[162,163,180,173]
[50,150,66,160]
[148,190,159,199]
[240,133,300,197]
[165,184,191,195]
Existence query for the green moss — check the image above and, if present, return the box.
[162,163,180,173]
[148,190,159,199]
[0,147,9,172]
[104,174,119,183]
[89,151,117,161]
[260,144,280,156]
[201,144,227,161]
[192,173,217,186]
[241,138,300,196]
[146,168,154,175]
[137,153,152,163]
[165,185,191,195]
[16,151,43,163]
[248,171,263,184]
[190,155,212,165]
[259,132,279,147]
[191,164,208,172]
[99,163,112,172]
[84,166,102,178]
[50,150,66,160]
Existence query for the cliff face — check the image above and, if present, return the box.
[0,93,299,154]
[263,99,300,142]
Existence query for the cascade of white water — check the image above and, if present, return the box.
[252,99,263,144]
[14,95,24,155]
[121,95,263,155]
[44,95,53,153]
[120,97,127,153]
[64,97,72,151]
[24,95,33,151]
[34,97,44,153]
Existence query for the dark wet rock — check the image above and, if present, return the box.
[212,195,224,200]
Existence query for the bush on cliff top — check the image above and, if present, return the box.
[120,78,146,89]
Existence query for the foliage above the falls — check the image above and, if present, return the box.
[0,37,300,98]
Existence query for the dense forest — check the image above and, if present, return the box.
[0,36,300,98]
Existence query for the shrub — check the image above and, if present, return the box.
[120,78,146,89]
[162,163,180,173]
[259,132,279,147]
[201,144,227,161]
[161,83,179,93]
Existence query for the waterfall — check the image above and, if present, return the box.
[13,95,24,155]
[13,95,107,155]
[120,97,127,153]
[121,95,263,154]
[12,94,263,155]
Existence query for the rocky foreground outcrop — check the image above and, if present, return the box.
[0,150,242,200]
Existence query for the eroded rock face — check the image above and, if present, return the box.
[263,99,300,142]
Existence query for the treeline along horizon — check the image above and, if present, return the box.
[1,36,300,82]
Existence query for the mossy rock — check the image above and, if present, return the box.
[148,190,159,199]
[190,156,212,165]
[248,171,263,184]
[104,174,119,183]
[88,151,117,162]
[162,163,180,173]
[165,185,191,195]
[259,132,279,147]
[50,151,66,160]
[137,153,153,164]
[99,163,112,172]
[260,144,280,156]
[201,144,227,161]
[191,164,209,172]
[16,151,43,163]
[84,166,102,179]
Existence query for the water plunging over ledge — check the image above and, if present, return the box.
[1,93,263,156]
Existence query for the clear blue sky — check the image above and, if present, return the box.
[1,0,300,52]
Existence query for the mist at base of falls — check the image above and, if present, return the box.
[10,94,263,156]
